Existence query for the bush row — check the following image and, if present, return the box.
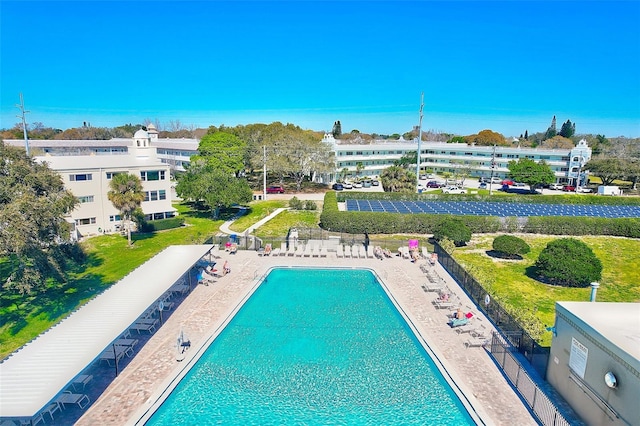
[335,191,640,206]
[140,217,185,232]
[322,192,640,237]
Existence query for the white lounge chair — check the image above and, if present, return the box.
[336,245,344,258]
[422,246,429,259]
[312,244,320,257]
[295,244,305,257]
[279,242,287,256]
[351,245,360,258]
[344,245,352,258]
[360,245,367,258]
[367,246,374,258]
[287,244,296,256]
[320,246,328,257]
[303,244,312,257]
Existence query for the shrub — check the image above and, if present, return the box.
[139,217,185,232]
[492,235,530,258]
[289,196,304,210]
[433,217,471,246]
[535,238,602,287]
[304,200,317,210]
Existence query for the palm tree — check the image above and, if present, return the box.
[107,173,145,246]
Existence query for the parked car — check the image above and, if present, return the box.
[514,182,526,187]
[479,182,487,189]
[371,179,380,186]
[550,183,564,190]
[502,179,515,186]
[577,187,593,193]
[342,182,353,189]
[562,185,576,192]
[332,183,344,191]
[491,177,502,183]
[442,186,466,194]
[266,185,285,194]
[353,181,363,188]
[426,181,444,188]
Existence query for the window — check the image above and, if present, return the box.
[153,213,165,220]
[159,190,166,200]
[140,170,165,181]
[465,152,473,156]
[106,172,123,179]
[75,217,96,225]
[571,167,579,173]
[345,152,353,156]
[70,174,92,181]
[109,215,122,222]
[77,195,94,203]
[356,151,363,155]
[150,191,158,201]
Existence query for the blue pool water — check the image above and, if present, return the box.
[146,268,476,425]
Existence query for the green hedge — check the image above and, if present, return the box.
[140,217,185,232]
[322,191,640,237]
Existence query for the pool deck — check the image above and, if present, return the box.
[77,250,538,425]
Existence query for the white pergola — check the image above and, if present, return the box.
[0,244,213,421]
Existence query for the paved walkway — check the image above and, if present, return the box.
[77,250,537,425]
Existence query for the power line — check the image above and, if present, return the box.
[15,93,30,156]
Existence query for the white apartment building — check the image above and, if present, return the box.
[33,128,176,237]
[323,134,592,185]
[5,126,592,190]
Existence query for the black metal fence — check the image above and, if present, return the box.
[488,333,578,426]
[432,243,550,376]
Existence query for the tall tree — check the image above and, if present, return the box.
[332,120,342,139]
[559,120,576,138]
[194,131,247,175]
[466,129,507,146]
[507,158,555,191]
[107,173,145,246]
[175,160,253,219]
[584,158,626,186]
[524,130,528,140]
[0,143,79,297]
[544,116,557,140]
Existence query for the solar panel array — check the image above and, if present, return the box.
[345,199,640,218]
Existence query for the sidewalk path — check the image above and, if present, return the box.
[218,207,289,235]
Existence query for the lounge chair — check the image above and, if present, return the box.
[320,246,328,257]
[433,299,457,310]
[41,402,61,421]
[352,245,360,259]
[336,245,344,258]
[229,243,238,254]
[312,244,320,257]
[449,317,469,328]
[421,247,429,259]
[264,243,273,256]
[279,242,287,256]
[465,337,490,348]
[303,244,312,257]
[295,244,305,257]
[56,391,90,410]
[401,247,411,259]
[344,245,352,258]
[287,244,296,256]
[367,246,374,258]
[422,282,444,292]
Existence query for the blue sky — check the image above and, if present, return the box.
[2,1,639,137]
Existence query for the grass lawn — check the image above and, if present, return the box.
[452,234,640,346]
[228,200,288,233]
[0,202,222,359]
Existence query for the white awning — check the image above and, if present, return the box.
[0,244,213,419]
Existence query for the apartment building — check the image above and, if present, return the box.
[33,128,176,237]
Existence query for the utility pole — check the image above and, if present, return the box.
[489,145,496,196]
[16,93,30,156]
[263,145,267,200]
[416,92,424,193]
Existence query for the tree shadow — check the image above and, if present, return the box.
[486,250,524,261]
[525,265,545,283]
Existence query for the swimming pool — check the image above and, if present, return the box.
[143,268,479,425]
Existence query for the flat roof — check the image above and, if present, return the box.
[36,152,166,170]
[557,302,640,366]
[0,245,212,419]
